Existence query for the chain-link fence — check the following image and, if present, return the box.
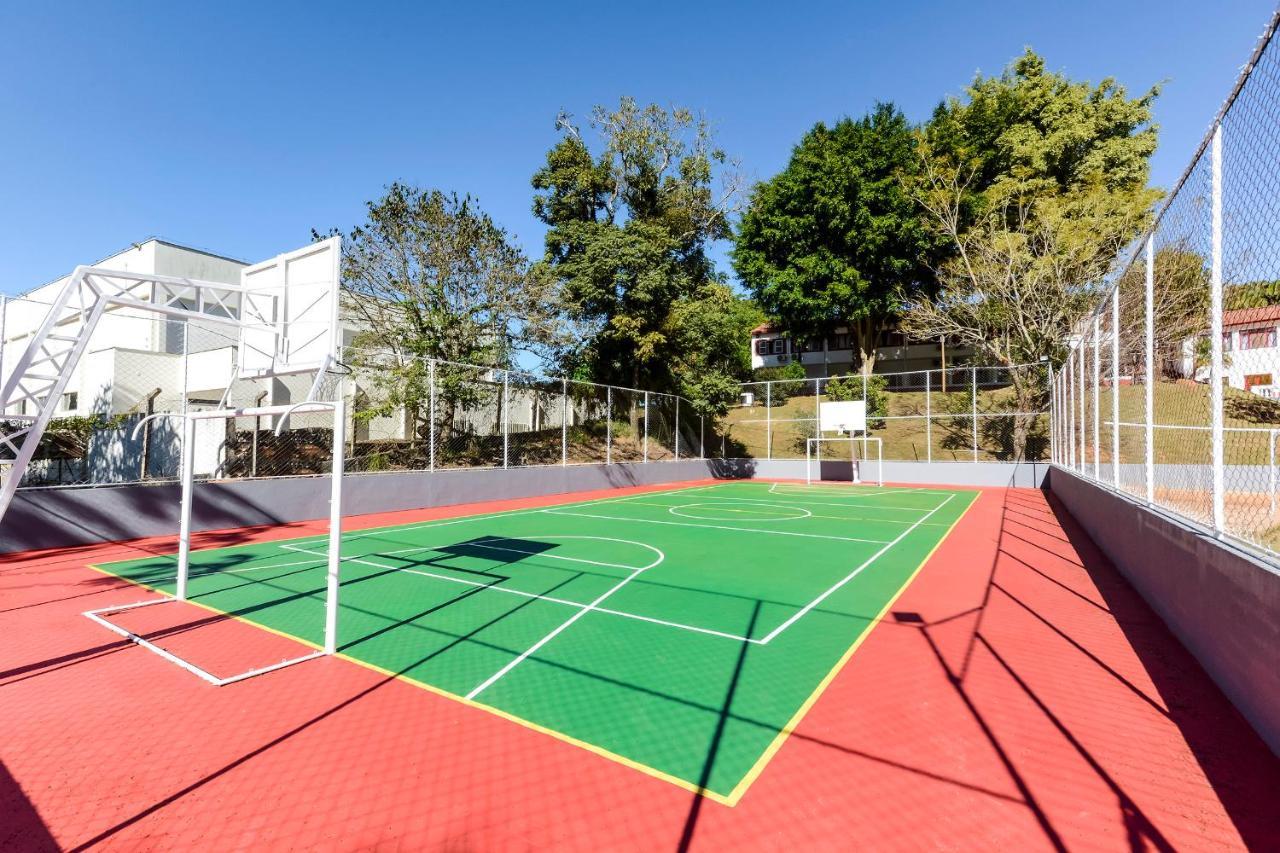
[1052,13,1280,559]
[715,364,1049,463]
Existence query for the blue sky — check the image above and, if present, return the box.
[0,0,1275,293]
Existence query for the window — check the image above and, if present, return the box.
[755,339,771,356]
[1240,328,1277,350]
[1223,332,1234,352]
[771,339,786,355]
[828,333,850,350]
[804,337,822,353]
[60,392,78,412]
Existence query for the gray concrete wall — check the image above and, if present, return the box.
[1047,465,1280,755]
[2,461,738,555]
[744,459,1048,488]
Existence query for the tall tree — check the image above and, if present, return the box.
[322,183,562,435]
[733,103,941,374]
[903,50,1161,457]
[531,98,744,414]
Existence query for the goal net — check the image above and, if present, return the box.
[806,436,883,486]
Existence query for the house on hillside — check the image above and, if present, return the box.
[1184,305,1280,396]
[748,322,974,381]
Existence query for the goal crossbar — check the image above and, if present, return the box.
[805,436,883,486]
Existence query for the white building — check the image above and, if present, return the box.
[1185,306,1280,395]
[748,322,974,380]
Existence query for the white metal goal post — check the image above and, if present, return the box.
[806,436,884,486]
[82,399,346,686]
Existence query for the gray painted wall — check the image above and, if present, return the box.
[1047,466,1280,755]
[746,459,1047,488]
[1,461,740,555]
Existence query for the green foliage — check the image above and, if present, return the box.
[734,104,941,372]
[905,50,1160,458]
[822,376,859,401]
[532,98,742,405]
[1226,280,1280,309]
[753,362,806,406]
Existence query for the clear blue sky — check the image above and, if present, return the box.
[1,0,1275,294]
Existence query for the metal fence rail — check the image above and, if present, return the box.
[1052,10,1280,560]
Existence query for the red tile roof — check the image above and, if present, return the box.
[1224,306,1280,329]
[750,323,777,335]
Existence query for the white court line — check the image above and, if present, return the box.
[465,547,668,699]
[313,550,757,643]
[280,534,654,573]
[273,483,728,551]
[539,508,893,544]
[768,482,955,498]
[757,493,957,644]
[669,493,933,514]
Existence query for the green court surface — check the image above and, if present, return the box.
[95,481,977,803]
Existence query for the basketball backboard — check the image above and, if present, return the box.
[819,400,866,433]
[237,237,341,378]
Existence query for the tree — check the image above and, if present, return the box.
[733,103,941,375]
[321,183,562,440]
[903,50,1161,458]
[532,98,744,417]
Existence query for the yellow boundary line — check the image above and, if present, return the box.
[722,489,979,805]
[85,483,980,808]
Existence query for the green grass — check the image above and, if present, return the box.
[94,481,975,802]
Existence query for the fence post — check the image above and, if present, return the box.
[1067,348,1076,469]
[1111,288,1121,488]
[606,386,612,465]
[925,370,932,463]
[1077,337,1086,472]
[1271,430,1277,518]
[643,391,650,462]
[181,323,190,416]
[502,369,509,470]
[675,397,680,461]
[1047,365,1055,464]
[972,366,978,462]
[1145,234,1155,504]
[428,359,436,472]
[561,377,568,467]
[1092,313,1101,479]
[765,381,772,460]
[1210,123,1226,535]
[700,415,705,460]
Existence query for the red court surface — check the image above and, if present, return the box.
[2,480,1278,851]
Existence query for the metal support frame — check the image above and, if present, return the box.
[428,359,436,472]
[1210,123,1226,534]
[925,371,932,463]
[972,366,979,462]
[1144,234,1156,504]
[502,370,510,470]
[1077,337,1086,472]
[1111,288,1121,488]
[1092,314,1101,479]
[675,397,680,461]
[643,391,650,462]
[606,386,613,465]
[765,381,772,460]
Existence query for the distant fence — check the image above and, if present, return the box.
[1052,11,1280,560]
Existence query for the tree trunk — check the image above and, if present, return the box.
[854,317,879,376]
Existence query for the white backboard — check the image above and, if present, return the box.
[238,237,341,379]
[819,400,866,433]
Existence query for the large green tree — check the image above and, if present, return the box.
[733,103,941,374]
[903,50,1161,457]
[531,98,745,415]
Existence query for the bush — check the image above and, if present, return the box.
[753,362,807,406]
